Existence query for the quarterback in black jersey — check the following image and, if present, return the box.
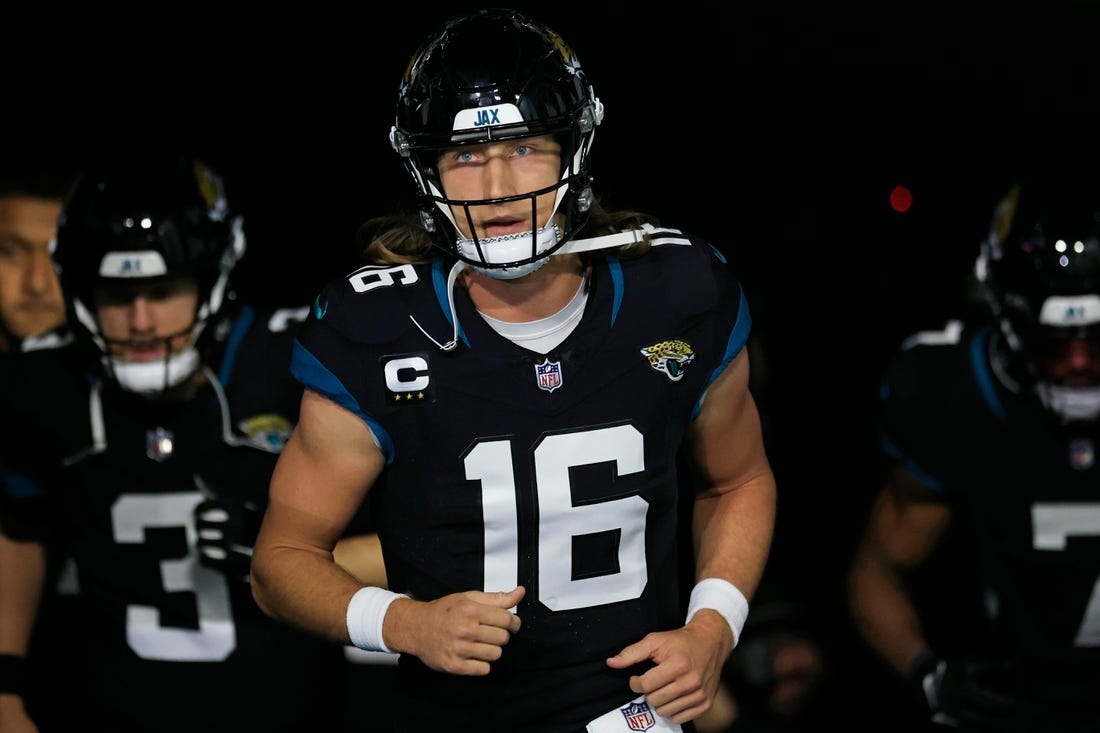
[0,155,352,732]
[847,174,1100,731]
[251,9,777,733]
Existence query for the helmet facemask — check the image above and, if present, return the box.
[1023,300,1100,422]
[73,271,207,397]
[87,307,203,396]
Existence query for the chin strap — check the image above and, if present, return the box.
[556,227,647,254]
[410,260,467,353]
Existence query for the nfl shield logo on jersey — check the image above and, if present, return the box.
[534,358,563,393]
[619,700,655,731]
[146,427,175,462]
[1069,437,1096,471]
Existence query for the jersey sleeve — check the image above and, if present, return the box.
[644,231,751,412]
[877,321,976,497]
[291,278,375,423]
[289,264,443,462]
[217,303,310,427]
[0,345,86,539]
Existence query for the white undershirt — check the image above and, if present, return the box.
[477,279,589,354]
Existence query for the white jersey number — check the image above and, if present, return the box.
[113,491,236,661]
[465,424,649,610]
[1032,502,1100,645]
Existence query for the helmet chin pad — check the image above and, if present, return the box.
[105,346,201,395]
[455,223,561,279]
[1036,381,1100,422]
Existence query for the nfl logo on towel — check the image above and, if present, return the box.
[620,701,655,731]
[534,358,563,393]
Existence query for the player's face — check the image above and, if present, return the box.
[1039,334,1100,387]
[0,195,66,342]
[436,134,563,239]
[94,277,199,362]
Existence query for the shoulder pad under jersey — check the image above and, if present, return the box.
[628,227,734,316]
[308,261,450,346]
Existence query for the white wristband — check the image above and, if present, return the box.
[685,578,749,650]
[346,586,407,653]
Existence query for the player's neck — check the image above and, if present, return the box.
[463,254,586,324]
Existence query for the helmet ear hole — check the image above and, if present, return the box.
[419,210,436,233]
[576,185,593,214]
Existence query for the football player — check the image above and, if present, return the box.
[0,154,352,732]
[0,155,76,732]
[251,8,777,732]
[847,173,1100,731]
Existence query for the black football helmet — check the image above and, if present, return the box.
[389,8,604,279]
[54,155,245,395]
[977,177,1100,421]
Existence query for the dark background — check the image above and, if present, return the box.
[12,2,1100,726]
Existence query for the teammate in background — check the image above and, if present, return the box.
[0,157,77,733]
[0,154,351,732]
[847,173,1100,731]
[251,8,776,732]
[0,157,71,350]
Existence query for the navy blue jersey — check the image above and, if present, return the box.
[293,230,750,731]
[0,304,353,733]
[880,319,1100,707]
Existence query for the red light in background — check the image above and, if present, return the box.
[890,184,913,213]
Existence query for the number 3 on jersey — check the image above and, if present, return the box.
[114,492,235,661]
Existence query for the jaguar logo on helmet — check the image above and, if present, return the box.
[546,27,583,77]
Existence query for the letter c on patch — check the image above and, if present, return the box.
[384,356,429,392]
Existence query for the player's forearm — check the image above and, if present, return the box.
[691,473,775,604]
[846,542,928,675]
[0,530,45,656]
[251,542,363,645]
[251,507,365,646]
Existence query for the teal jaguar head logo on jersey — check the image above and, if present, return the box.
[640,339,695,382]
[238,414,293,452]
